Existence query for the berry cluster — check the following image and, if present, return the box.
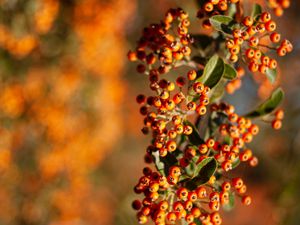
[129,2,291,224]
[267,0,290,16]
[133,166,252,225]
[136,68,211,158]
[226,12,292,74]
[128,8,193,75]
[272,109,284,130]
[209,102,259,170]
[197,0,240,29]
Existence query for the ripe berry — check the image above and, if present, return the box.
[275,109,284,119]
[265,20,276,32]
[270,32,281,43]
[272,119,282,130]
[187,70,197,80]
[232,177,244,189]
[242,195,252,205]
[177,187,189,200]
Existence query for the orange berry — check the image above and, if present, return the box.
[177,187,189,200]
[206,138,215,148]
[237,184,247,194]
[226,39,235,48]
[166,212,177,223]
[249,37,259,47]
[209,201,220,211]
[272,119,282,130]
[196,104,207,115]
[275,109,284,119]
[259,64,267,74]
[249,156,259,167]
[242,195,252,205]
[245,48,255,58]
[169,166,181,177]
[183,200,193,211]
[232,177,243,189]
[196,186,207,198]
[270,32,281,43]
[248,61,258,72]
[166,140,177,152]
[186,214,195,223]
[204,2,214,12]
[188,191,198,202]
[254,50,262,59]
[187,70,197,80]
[243,16,253,27]
[265,20,276,31]
[138,214,148,224]
[222,160,232,171]
[239,149,253,161]
[222,181,231,191]
[193,82,204,93]
[269,59,278,69]
[199,144,208,154]
[249,122,259,136]
[159,200,169,211]
[261,12,271,23]
[277,46,287,56]
[218,1,228,11]
[274,7,284,17]
[167,175,178,185]
[229,54,238,62]
[191,207,201,218]
[230,45,240,55]
[173,201,184,212]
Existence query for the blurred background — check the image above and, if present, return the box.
[0,0,299,225]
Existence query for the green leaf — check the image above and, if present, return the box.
[185,160,197,177]
[194,157,215,176]
[193,219,203,225]
[265,68,277,84]
[231,158,240,169]
[209,15,234,34]
[223,64,237,80]
[184,120,205,145]
[228,3,237,17]
[245,87,284,118]
[185,158,217,190]
[251,4,262,18]
[223,192,235,211]
[197,54,225,89]
[152,151,165,176]
[209,79,226,104]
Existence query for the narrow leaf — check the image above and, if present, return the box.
[223,192,235,211]
[194,157,214,176]
[251,4,262,18]
[265,68,277,84]
[185,158,217,190]
[197,54,225,89]
[184,120,205,145]
[209,15,234,34]
[152,151,165,176]
[223,64,237,80]
[245,87,284,117]
[209,79,226,103]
